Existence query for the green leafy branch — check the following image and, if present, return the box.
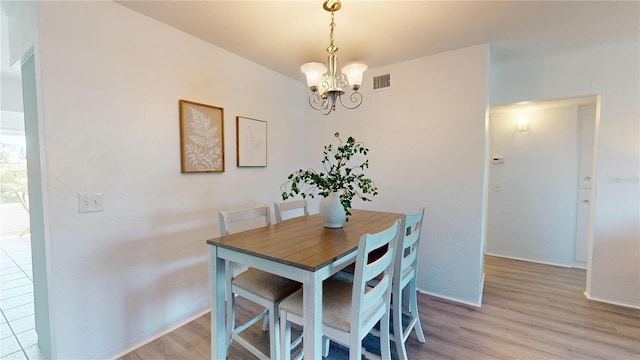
[281,132,379,218]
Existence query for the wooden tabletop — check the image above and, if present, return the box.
[207,209,403,271]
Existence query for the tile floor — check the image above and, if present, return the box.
[0,235,45,360]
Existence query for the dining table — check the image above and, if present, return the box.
[207,209,403,360]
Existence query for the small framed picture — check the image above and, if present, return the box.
[179,100,225,173]
[236,116,267,167]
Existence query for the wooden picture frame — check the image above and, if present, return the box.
[179,100,225,173]
[236,116,267,167]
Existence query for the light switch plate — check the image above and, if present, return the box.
[78,193,103,213]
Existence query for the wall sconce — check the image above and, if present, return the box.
[516,117,529,132]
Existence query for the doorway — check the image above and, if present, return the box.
[0,11,43,358]
[1,12,51,358]
[0,61,43,360]
[485,96,598,272]
[0,110,42,359]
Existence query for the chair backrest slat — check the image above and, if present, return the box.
[219,204,271,236]
[274,199,308,223]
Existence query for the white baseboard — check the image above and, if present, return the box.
[583,291,640,310]
[110,308,210,360]
[484,252,572,268]
[417,288,482,308]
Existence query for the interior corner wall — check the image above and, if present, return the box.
[35,1,306,358]
[490,40,640,308]
[305,44,489,306]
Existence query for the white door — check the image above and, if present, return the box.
[574,104,596,267]
[578,105,596,189]
[574,189,591,264]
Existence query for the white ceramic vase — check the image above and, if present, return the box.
[319,191,347,228]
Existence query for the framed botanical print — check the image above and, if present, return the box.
[236,116,267,167]
[179,100,225,173]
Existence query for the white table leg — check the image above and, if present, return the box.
[303,271,322,359]
[210,246,226,360]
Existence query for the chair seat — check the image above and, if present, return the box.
[280,278,380,333]
[233,268,300,302]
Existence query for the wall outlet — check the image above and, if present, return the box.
[78,193,103,213]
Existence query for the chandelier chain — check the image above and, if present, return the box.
[327,11,337,54]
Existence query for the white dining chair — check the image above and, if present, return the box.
[279,219,401,360]
[14,191,30,237]
[331,208,427,359]
[273,199,309,223]
[390,207,427,360]
[219,205,301,360]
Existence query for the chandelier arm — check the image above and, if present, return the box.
[308,92,330,112]
[338,91,363,110]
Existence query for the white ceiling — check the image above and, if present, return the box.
[115,0,639,82]
[1,1,638,83]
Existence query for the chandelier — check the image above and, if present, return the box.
[301,0,367,115]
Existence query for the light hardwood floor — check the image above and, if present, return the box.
[119,255,640,359]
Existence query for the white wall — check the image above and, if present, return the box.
[305,44,489,306]
[490,40,640,308]
[487,104,580,266]
[29,2,306,358]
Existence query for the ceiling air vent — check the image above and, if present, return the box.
[373,73,391,90]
